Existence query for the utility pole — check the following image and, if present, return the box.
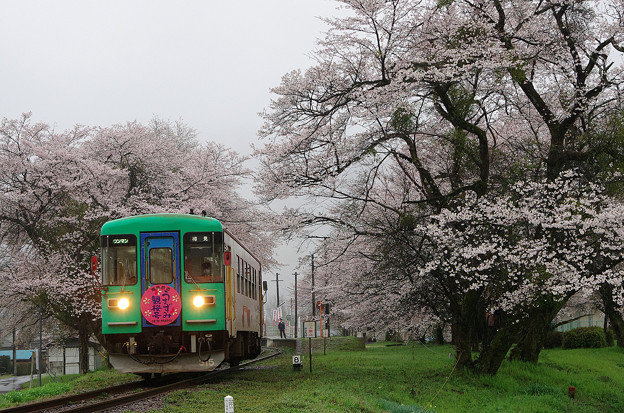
[12,326,16,375]
[38,308,42,387]
[294,271,298,338]
[311,255,316,317]
[272,272,283,307]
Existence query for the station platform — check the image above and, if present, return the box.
[262,337,298,350]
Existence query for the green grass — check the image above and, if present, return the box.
[0,369,138,408]
[151,339,624,412]
[2,338,623,412]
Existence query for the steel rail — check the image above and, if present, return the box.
[0,380,146,413]
[0,348,281,413]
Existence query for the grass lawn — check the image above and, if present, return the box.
[2,337,623,412]
[0,370,138,407]
[161,339,624,413]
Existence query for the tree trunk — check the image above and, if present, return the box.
[509,295,569,363]
[434,323,445,344]
[451,322,474,369]
[475,325,515,375]
[600,283,624,347]
[78,315,90,374]
[450,289,481,369]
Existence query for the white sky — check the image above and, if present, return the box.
[0,0,341,311]
[0,0,337,154]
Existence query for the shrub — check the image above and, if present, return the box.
[0,356,9,374]
[562,327,607,349]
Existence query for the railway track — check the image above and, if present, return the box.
[0,348,281,413]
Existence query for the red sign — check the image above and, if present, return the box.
[224,251,231,266]
[140,284,181,325]
[91,256,98,275]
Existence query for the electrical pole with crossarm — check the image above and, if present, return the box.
[272,272,283,307]
[294,271,298,338]
[311,255,315,317]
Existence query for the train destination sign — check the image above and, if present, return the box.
[141,284,182,325]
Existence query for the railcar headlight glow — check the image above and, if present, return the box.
[107,297,131,310]
[193,295,216,307]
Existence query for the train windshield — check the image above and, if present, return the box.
[101,235,138,286]
[149,247,173,284]
[183,232,223,283]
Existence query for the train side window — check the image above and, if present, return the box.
[237,256,241,293]
[250,268,254,300]
[253,268,257,300]
[241,261,245,297]
[101,235,137,287]
[246,263,250,297]
[241,262,245,297]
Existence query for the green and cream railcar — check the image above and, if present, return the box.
[100,214,263,376]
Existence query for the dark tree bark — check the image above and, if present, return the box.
[475,327,515,375]
[78,314,91,374]
[509,297,568,363]
[599,283,624,348]
[450,289,481,369]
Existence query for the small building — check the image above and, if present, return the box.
[47,341,103,375]
[0,350,37,376]
[555,308,605,332]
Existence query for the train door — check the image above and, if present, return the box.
[140,232,182,328]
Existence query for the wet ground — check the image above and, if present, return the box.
[0,375,33,394]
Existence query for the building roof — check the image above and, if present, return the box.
[0,350,35,361]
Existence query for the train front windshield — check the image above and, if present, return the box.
[183,232,223,283]
[101,235,138,286]
[149,247,173,284]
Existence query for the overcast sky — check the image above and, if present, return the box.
[0,0,338,154]
[1,0,341,312]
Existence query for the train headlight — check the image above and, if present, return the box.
[193,296,204,307]
[193,295,215,308]
[118,297,130,310]
[107,297,131,310]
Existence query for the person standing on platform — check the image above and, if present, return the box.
[278,318,286,338]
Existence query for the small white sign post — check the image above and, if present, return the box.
[292,355,303,371]
[224,395,234,413]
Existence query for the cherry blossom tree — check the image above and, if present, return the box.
[256,0,624,207]
[307,171,624,373]
[0,114,101,371]
[254,0,624,373]
[0,113,276,373]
